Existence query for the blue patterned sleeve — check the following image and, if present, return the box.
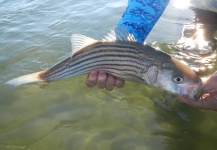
[117,0,170,43]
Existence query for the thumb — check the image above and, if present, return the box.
[178,96,203,109]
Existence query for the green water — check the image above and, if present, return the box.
[0,0,217,150]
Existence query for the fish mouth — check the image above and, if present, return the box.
[194,89,203,100]
[187,86,202,100]
[178,82,203,100]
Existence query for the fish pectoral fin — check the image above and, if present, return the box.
[103,27,137,42]
[71,34,97,55]
[141,66,159,85]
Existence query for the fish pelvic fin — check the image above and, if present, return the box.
[5,70,46,86]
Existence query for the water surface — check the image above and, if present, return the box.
[0,0,217,150]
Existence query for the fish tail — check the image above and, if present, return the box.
[5,70,47,86]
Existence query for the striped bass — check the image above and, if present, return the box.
[5,29,203,99]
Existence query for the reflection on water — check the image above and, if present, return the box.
[0,0,217,150]
[175,7,217,73]
[151,6,217,74]
[172,0,190,9]
[176,24,216,54]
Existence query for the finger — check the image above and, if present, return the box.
[115,78,125,88]
[202,72,217,91]
[105,74,115,91]
[85,71,97,88]
[178,96,195,106]
[178,96,207,109]
[97,71,107,89]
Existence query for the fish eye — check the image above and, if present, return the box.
[172,75,184,83]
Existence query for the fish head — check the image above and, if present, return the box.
[154,58,203,100]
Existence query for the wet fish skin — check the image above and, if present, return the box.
[5,31,203,99]
[43,41,163,83]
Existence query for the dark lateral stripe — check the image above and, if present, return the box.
[45,44,144,76]
[51,62,141,80]
[51,67,141,82]
[45,51,143,75]
[45,49,142,77]
[70,54,142,70]
[44,54,142,79]
[46,64,141,81]
[76,45,140,62]
[43,42,151,81]
[44,52,144,78]
[73,59,141,72]
[74,67,141,81]
[45,56,143,80]
[45,59,143,81]
[72,42,140,57]
[73,46,140,60]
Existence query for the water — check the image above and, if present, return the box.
[0,0,217,149]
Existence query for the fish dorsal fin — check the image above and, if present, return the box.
[103,27,137,42]
[71,34,97,55]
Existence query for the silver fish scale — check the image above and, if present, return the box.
[43,41,173,83]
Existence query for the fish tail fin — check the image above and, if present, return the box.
[5,70,47,86]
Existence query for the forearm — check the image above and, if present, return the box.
[86,0,170,91]
[117,0,170,43]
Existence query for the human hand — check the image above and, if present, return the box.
[86,71,217,111]
[178,71,217,111]
[85,71,125,91]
